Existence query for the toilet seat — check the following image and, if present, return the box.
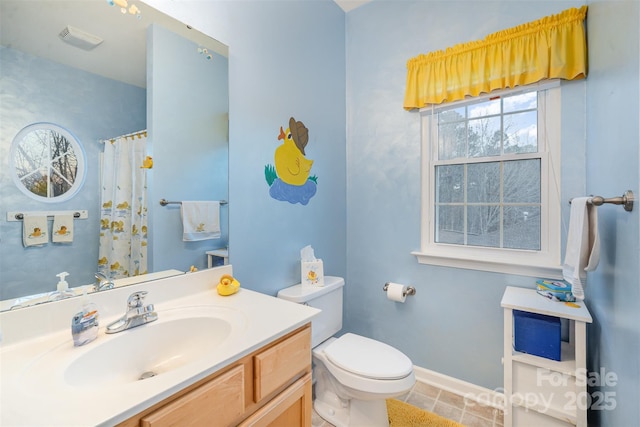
[324,333,413,380]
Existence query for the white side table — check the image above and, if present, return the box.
[206,248,229,268]
[501,286,592,427]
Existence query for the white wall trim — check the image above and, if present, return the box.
[413,365,505,411]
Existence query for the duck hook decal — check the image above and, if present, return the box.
[265,117,318,205]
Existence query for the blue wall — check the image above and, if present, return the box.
[0,47,146,298]
[225,0,347,297]
[584,1,640,425]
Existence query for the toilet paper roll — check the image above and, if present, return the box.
[386,282,407,303]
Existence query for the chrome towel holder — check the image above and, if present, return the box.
[383,282,416,297]
[569,190,634,212]
[159,198,228,206]
[7,210,88,222]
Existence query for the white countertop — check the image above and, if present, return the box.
[0,266,320,426]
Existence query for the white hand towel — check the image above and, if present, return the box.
[23,215,48,247]
[181,201,221,241]
[563,197,600,300]
[52,214,74,243]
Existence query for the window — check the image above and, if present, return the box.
[9,123,86,203]
[414,81,562,277]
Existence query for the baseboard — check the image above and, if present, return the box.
[413,365,505,410]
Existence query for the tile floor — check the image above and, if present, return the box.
[312,380,504,427]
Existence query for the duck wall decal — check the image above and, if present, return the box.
[275,117,313,185]
[266,117,318,205]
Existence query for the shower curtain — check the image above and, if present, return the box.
[98,131,148,279]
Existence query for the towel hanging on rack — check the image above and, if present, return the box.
[562,197,600,300]
[52,214,74,243]
[23,215,48,247]
[181,201,221,241]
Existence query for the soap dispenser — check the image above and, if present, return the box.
[49,272,75,301]
[71,286,99,347]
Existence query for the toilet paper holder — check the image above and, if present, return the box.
[383,282,416,297]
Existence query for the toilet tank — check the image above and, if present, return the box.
[277,276,344,348]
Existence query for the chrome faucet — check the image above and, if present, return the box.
[94,272,115,292]
[105,291,158,334]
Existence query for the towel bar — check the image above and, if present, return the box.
[159,199,228,206]
[7,210,88,222]
[569,190,634,212]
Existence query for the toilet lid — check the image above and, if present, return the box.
[324,333,413,380]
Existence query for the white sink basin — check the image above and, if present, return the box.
[19,306,247,392]
[66,316,231,387]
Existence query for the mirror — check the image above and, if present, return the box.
[0,0,229,310]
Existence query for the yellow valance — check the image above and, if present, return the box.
[404,6,588,110]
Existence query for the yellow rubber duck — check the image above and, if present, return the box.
[217,274,240,296]
[141,156,153,169]
[274,117,313,186]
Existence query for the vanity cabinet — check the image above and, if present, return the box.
[118,324,312,427]
[501,287,592,427]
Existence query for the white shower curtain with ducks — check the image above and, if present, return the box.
[98,132,148,279]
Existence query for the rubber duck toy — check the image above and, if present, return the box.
[217,274,240,296]
[141,156,153,169]
[274,117,313,186]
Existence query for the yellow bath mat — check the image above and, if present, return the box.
[387,398,464,427]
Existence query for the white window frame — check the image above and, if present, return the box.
[412,80,563,278]
[9,122,87,203]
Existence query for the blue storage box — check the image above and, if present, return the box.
[513,310,561,361]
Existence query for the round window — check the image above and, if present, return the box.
[9,123,86,203]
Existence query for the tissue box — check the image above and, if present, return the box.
[513,310,561,361]
[301,260,324,286]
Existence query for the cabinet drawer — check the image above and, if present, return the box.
[254,327,311,402]
[240,373,312,427]
[141,364,245,427]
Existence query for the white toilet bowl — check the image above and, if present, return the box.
[312,333,415,427]
[276,278,415,427]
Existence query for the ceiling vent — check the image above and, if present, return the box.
[58,25,103,50]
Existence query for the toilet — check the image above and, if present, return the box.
[277,276,415,427]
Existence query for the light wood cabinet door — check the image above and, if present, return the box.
[253,327,311,402]
[239,373,312,427]
[140,365,245,427]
